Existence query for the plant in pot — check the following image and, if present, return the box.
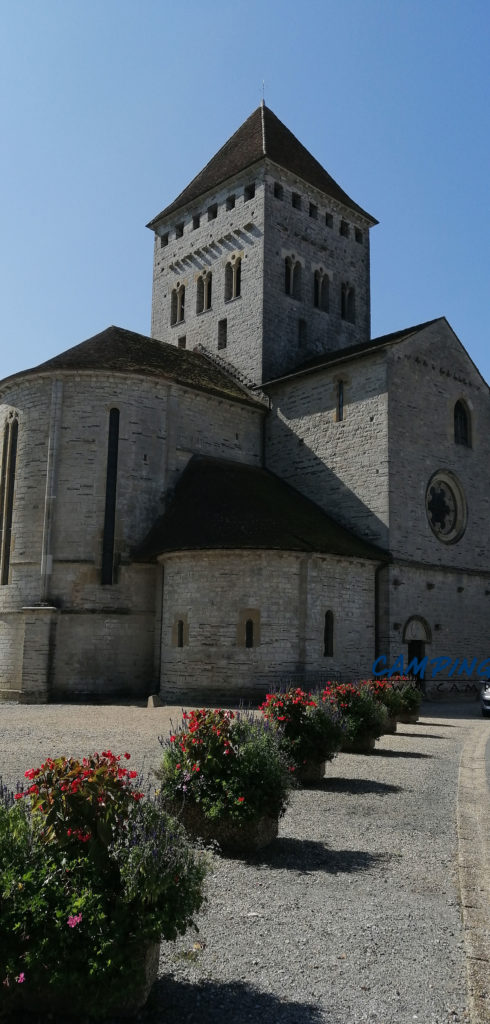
[360,679,405,733]
[156,708,291,856]
[322,682,388,753]
[396,682,422,723]
[0,752,208,1020]
[259,687,345,782]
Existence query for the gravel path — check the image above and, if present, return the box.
[0,701,485,1024]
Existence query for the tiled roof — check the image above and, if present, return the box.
[0,326,263,408]
[147,105,377,226]
[263,318,443,385]
[134,455,388,562]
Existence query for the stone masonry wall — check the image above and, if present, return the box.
[387,320,490,570]
[264,353,389,548]
[150,168,266,385]
[262,161,372,382]
[0,369,263,697]
[159,550,376,702]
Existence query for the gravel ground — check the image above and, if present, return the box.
[0,701,482,1024]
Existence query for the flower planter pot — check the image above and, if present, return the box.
[341,734,376,754]
[383,714,398,734]
[397,713,419,724]
[296,759,326,783]
[171,800,278,855]
[18,941,160,1018]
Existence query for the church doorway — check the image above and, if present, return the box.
[402,616,431,688]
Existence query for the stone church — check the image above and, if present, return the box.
[1,104,488,703]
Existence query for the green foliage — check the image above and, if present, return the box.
[260,688,345,769]
[398,684,422,714]
[156,708,291,823]
[322,682,388,742]
[0,753,208,1019]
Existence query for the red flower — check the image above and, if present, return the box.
[124,752,131,759]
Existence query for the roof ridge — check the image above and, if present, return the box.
[260,100,267,155]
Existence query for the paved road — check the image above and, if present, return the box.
[0,701,488,1024]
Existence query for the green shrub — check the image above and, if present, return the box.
[259,687,345,770]
[0,752,208,1019]
[156,708,291,823]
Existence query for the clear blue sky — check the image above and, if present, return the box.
[1,0,489,382]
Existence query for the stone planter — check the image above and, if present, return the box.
[170,800,278,855]
[296,759,326,783]
[383,714,398,734]
[341,734,376,754]
[397,712,419,724]
[19,941,160,1017]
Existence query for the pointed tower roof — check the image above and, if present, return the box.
[147,104,377,227]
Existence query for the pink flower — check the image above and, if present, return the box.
[67,913,82,928]
[16,973,25,984]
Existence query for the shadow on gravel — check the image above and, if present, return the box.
[7,978,324,1024]
[371,748,433,759]
[248,837,387,875]
[396,732,443,739]
[315,776,402,795]
[142,976,325,1024]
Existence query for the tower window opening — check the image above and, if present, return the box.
[355,227,363,243]
[226,194,236,210]
[244,183,255,201]
[171,284,185,325]
[175,222,184,239]
[245,618,254,648]
[285,257,302,299]
[178,336,186,349]
[313,271,329,312]
[192,214,201,230]
[274,182,283,200]
[340,219,350,237]
[325,213,333,228]
[309,203,318,219]
[160,232,169,248]
[197,272,212,313]
[218,319,227,350]
[292,192,302,210]
[225,258,241,301]
[208,203,218,221]
[341,283,355,323]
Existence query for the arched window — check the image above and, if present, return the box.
[324,611,334,657]
[101,408,119,585]
[0,414,18,586]
[196,272,212,314]
[314,271,329,312]
[454,401,471,447]
[225,259,241,301]
[196,276,204,314]
[341,283,355,323]
[171,284,185,325]
[292,261,302,300]
[245,619,254,648]
[285,257,302,299]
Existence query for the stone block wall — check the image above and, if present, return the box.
[150,169,266,385]
[264,353,389,548]
[159,550,377,702]
[387,320,490,570]
[262,162,372,381]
